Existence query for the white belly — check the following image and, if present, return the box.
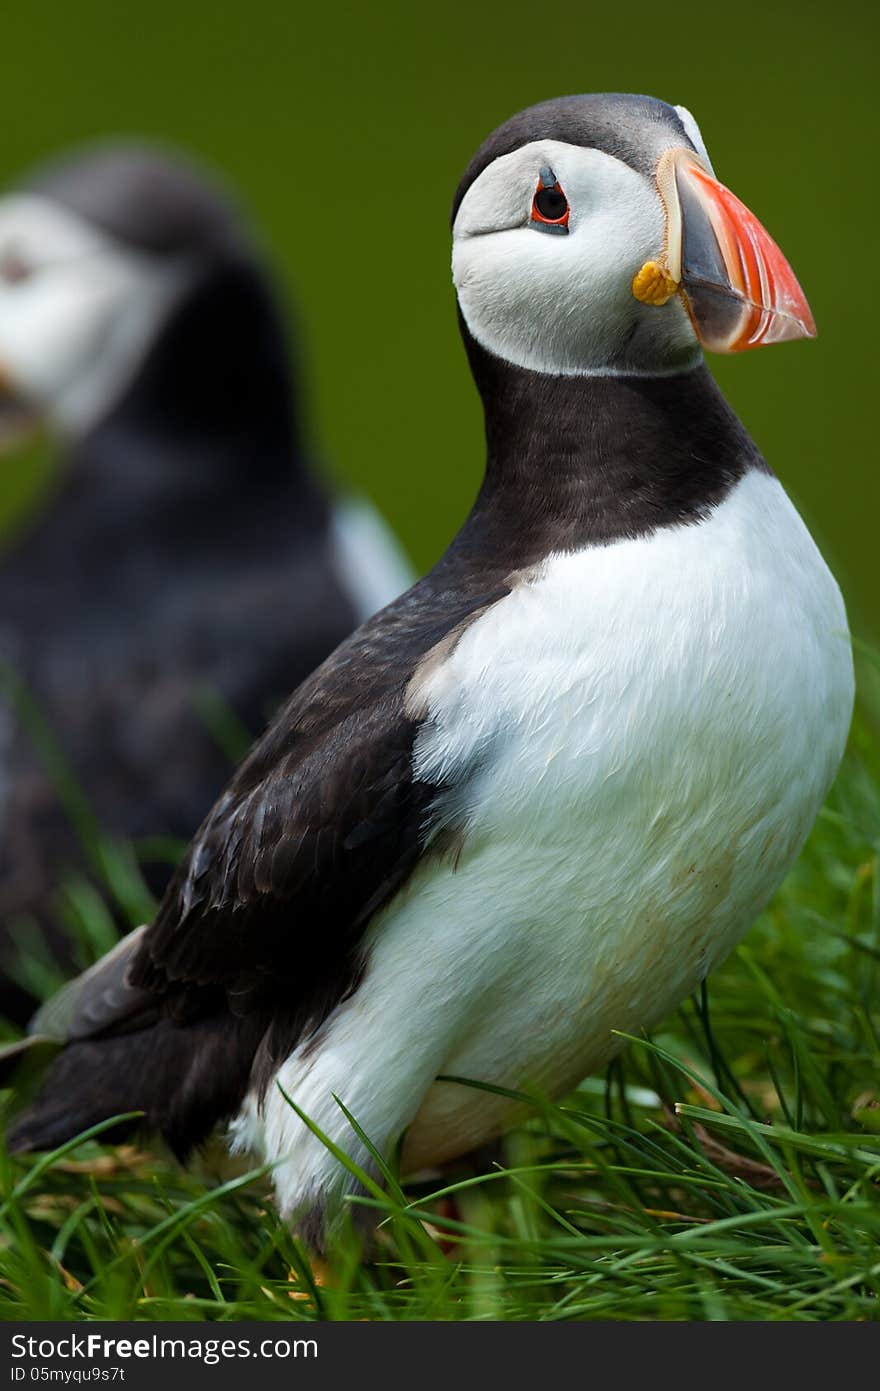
[237,470,853,1214]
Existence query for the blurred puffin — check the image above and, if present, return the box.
[6,97,853,1248]
[0,142,411,1021]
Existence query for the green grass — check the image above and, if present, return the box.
[1,690,879,1322]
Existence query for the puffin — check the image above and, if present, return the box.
[4,96,854,1250]
[0,142,411,1022]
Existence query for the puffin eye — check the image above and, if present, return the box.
[0,250,33,285]
[530,167,569,235]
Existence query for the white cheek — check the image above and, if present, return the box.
[0,194,191,434]
[455,231,568,347]
[0,251,189,435]
[454,160,696,376]
[0,271,125,402]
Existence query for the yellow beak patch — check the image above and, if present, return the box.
[631,260,679,307]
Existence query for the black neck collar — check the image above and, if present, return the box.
[460,321,767,555]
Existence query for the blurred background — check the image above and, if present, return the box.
[0,0,875,636]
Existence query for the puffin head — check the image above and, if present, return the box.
[0,142,272,447]
[452,93,815,377]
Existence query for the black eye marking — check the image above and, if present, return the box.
[530,166,569,235]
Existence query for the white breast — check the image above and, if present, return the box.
[238,469,853,1218]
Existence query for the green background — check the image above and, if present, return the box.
[1,0,875,636]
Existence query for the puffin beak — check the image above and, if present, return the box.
[0,363,41,452]
[646,147,816,352]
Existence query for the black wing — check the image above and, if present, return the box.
[127,580,493,1022]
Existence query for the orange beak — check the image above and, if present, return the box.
[655,147,816,352]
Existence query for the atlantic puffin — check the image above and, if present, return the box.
[5,97,854,1249]
[0,143,411,1021]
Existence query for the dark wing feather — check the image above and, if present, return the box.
[126,584,480,1016]
[136,702,430,997]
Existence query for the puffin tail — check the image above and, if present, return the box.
[5,1010,268,1160]
[2,927,268,1160]
[4,1034,144,1154]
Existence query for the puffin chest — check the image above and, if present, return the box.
[414,470,852,906]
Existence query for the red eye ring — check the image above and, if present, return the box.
[530,170,569,231]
